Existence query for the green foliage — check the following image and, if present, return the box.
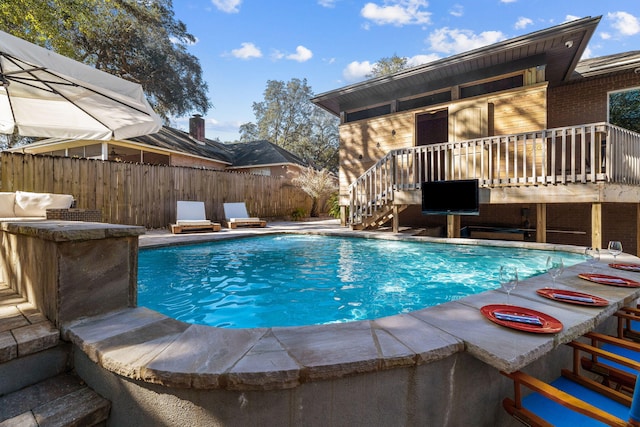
[327,192,341,219]
[0,0,210,121]
[367,54,409,78]
[290,207,306,221]
[610,89,640,133]
[240,78,339,172]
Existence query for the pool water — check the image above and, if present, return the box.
[138,235,585,328]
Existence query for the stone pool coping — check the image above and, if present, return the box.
[62,222,640,391]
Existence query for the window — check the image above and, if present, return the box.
[460,75,523,99]
[345,104,391,122]
[398,91,451,112]
[609,87,640,133]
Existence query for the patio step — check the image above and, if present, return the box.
[0,284,70,396]
[0,372,111,426]
[0,285,111,425]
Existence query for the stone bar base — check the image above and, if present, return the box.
[0,221,144,328]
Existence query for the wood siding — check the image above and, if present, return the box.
[0,153,311,228]
[338,84,548,197]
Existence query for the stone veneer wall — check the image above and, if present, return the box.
[0,221,145,328]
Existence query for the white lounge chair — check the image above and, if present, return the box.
[223,202,266,229]
[170,201,221,234]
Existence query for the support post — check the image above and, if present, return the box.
[592,203,602,250]
[392,205,399,233]
[340,205,347,227]
[447,215,460,238]
[637,204,640,257]
[536,204,546,243]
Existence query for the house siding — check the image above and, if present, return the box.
[338,83,548,197]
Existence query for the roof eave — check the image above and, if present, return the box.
[312,16,601,116]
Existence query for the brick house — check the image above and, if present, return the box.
[8,115,308,180]
[312,16,640,254]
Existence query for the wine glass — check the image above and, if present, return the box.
[608,241,623,261]
[546,256,564,288]
[584,247,600,273]
[499,265,518,305]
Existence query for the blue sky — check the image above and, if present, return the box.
[169,0,640,142]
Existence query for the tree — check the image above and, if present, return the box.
[367,54,409,78]
[610,89,640,133]
[292,167,338,217]
[240,78,339,172]
[0,0,210,121]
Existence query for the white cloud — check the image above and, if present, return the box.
[600,32,611,40]
[500,0,517,3]
[207,117,243,133]
[608,11,640,36]
[318,0,337,7]
[211,0,242,13]
[361,0,431,26]
[449,4,463,17]
[271,50,285,60]
[343,61,373,82]
[581,46,593,60]
[286,46,313,62]
[406,53,440,67]
[564,15,581,23]
[514,17,533,30]
[427,27,506,54]
[231,42,262,59]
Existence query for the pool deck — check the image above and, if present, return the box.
[56,219,640,391]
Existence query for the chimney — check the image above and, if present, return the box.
[189,114,205,142]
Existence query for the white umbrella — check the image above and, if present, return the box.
[0,30,162,140]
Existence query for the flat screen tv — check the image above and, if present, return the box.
[421,179,480,216]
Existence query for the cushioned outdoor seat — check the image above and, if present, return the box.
[170,201,221,234]
[502,339,640,427]
[222,202,266,229]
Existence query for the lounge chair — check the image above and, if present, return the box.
[579,331,640,393]
[616,306,640,341]
[502,339,640,426]
[222,202,266,229]
[170,201,221,234]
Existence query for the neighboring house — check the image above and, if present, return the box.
[225,139,309,179]
[312,16,640,254]
[6,115,307,179]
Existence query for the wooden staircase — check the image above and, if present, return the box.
[353,203,409,230]
[0,284,111,426]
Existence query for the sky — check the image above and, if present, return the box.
[169,0,640,142]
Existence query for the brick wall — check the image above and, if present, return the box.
[548,70,640,128]
[400,202,638,254]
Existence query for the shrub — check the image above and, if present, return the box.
[291,207,306,221]
[328,192,340,219]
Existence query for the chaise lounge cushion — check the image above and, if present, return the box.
[0,192,16,217]
[14,190,74,217]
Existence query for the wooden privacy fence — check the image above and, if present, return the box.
[0,152,312,228]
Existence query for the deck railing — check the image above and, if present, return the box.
[348,122,640,226]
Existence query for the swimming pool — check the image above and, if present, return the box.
[138,234,585,328]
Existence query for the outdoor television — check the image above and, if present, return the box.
[421,179,480,216]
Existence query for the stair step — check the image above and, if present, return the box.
[1,285,60,364]
[0,373,110,426]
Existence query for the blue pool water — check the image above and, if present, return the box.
[138,235,585,328]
